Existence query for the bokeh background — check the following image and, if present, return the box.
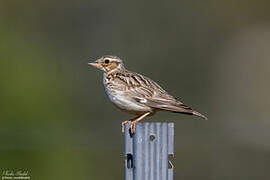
[1,0,270,179]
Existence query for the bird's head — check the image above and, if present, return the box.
[88,55,124,73]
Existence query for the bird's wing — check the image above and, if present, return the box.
[115,71,207,119]
[133,94,194,114]
[137,96,207,119]
[115,71,173,99]
[116,72,188,109]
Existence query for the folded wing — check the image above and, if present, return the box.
[116,71,207,120]
[135,97,207,120]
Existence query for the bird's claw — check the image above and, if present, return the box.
[121,120,136,134]
[130,122,136,134]
[121,120,131,133]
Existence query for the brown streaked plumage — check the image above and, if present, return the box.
[88,55,207,133]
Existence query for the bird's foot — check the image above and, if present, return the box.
[121,120,131,133]
[130,121,136,134]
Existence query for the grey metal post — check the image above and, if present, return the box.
[124,122,174,180]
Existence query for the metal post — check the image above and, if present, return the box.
[124,122,174,180]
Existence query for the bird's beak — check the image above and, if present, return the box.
[88,62,102,69]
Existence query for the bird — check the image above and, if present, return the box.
[88,55,207,134]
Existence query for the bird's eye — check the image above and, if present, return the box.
[104,59,110,64]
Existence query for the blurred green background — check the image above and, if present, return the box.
[1,0,270,179]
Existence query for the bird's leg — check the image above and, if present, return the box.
[130,112,151,134]
[121,112,151,133]
[121,120,132,133]
[121,115,141,133]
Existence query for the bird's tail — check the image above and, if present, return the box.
[192,110,208,120]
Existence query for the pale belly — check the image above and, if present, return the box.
[104,88,152,115]
[102,73,153,115]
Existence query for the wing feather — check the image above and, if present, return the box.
[112,71,207,119]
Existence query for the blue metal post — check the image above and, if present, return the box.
[124,122,174,180]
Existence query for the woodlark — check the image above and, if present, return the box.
[88,55,207,133]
